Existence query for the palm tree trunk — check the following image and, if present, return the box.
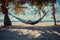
[39,9,41,18]
[4,10,12,26]
[52,3,57,25]
[2,0,12,26]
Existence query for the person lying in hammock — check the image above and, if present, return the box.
[25,18,42,25]
[9,13,42,25]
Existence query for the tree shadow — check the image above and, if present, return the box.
[0,25,60,40]
[34,25,60,40]
[0,29,33,40]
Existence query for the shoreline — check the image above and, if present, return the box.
[0,22,60,27]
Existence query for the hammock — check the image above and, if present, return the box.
[9,10,48,25]
[8,4,49,25]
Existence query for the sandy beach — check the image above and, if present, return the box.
[0,22,60,40]
[0,22,60,27]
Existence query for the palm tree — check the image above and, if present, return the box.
[33,0,57,25]
[0,0,25,26]
[51,0,57,25]
[1,0,12,26]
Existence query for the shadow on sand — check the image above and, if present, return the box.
[0,25,60,40]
